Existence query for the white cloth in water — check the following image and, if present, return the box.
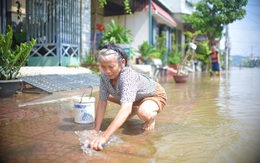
[75,130,123,156]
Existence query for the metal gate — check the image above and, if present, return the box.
[26,0,81,66]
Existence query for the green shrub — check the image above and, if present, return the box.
[0,25,36,80]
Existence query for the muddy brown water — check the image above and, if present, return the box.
[1,67,259,163]
[101,67,260,163]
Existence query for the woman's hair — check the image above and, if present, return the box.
[97,42,129,67]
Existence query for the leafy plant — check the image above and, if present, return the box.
[99,19,132,44]
[124,0,132,14]
[195,40,210,66]
[137,41,160,62]
[99,0,107,8]
[168,51,182,65]
[177,46,196,76]
[99,0,132,14]
[0,25,36,80]
[155,31,167,61]
[14,32,27,45]
[168,33,181,65]
[176,31,198,76]
[84,53,97,65]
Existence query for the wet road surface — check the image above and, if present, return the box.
[0,67,259,163]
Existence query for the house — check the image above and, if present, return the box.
[163,0,194,52]
[0,0,194,67]
[0,0,91,66]
[91,0,179,64]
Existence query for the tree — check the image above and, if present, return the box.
[183,0,248,44]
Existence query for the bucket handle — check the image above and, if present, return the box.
[80,85,93,103]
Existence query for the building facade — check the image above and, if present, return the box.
[1,0,91,66]
[1,0,193,66]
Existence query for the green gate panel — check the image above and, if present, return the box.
[27,56,80,66]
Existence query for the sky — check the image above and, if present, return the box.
[218,0,260,57]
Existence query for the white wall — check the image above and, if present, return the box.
[103,11,149,53]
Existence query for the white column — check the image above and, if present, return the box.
[81,0,91,61]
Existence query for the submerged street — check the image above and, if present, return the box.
[0,67,260,163]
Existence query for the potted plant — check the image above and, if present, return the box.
[173,31,199,83]
[98,19,132,60]
[99,19,132,44]
[168,46,182,68]
[81,52,100,74]
[155,32,167,62]
[173,42,197,83]
[168,33,181,73]
[0,25,36,98]
[167,52,180,75]
[169,52,181,67]
[137,41,160,64]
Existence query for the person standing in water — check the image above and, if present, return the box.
[87,42,167,151]
[209,43,221,80]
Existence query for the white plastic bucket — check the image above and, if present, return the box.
[73,96,95,124]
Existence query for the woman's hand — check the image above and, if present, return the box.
[87,129,99,134]
[88,134,108,151]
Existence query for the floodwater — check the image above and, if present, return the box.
[1,67,260,163]
[102,67,260,163]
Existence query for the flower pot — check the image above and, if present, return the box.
[144,60,151,65]
[169,64,179,70]
[168,64,179,75]
[173,75,189,83]
[0,79,22,98]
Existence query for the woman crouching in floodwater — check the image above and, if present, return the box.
[87,42,167,151]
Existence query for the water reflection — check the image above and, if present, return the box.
[150,68,260,162]
[216,68,260,163]
[42,68,260,162]
[106,68,260,163]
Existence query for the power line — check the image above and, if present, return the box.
[247,4,260,6]
[247,10,260,16]
[246,14,260,26]
[230,27,260,30]
[231,40,260,44]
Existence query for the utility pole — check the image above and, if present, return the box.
[148,0,152,45]
[250,45,255,57]
[224,25,230,70]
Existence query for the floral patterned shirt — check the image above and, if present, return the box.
[99,67,156,104]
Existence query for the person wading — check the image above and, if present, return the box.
[209,43,222,81]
